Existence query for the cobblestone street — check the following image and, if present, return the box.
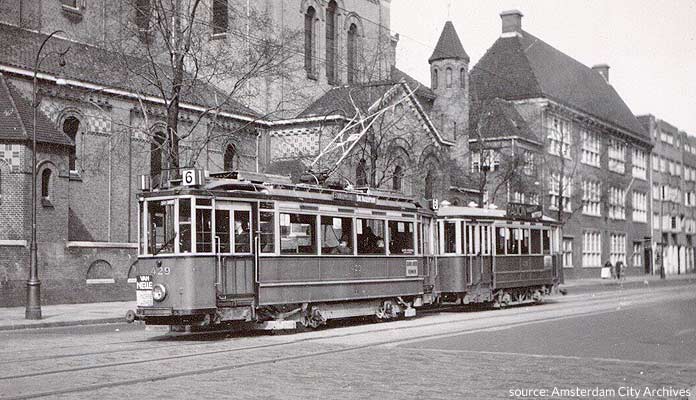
[2,285,694,399]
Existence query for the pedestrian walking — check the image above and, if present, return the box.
[615,260,624,281]
[604,260,614,279]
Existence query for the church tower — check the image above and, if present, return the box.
[429,21,469,160]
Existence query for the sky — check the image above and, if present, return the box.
[389,0,696,135]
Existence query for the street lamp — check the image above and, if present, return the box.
[26,30,69,320]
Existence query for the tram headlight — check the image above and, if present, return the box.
[152,284,167,302]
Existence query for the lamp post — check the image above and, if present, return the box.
[26,30,69,320]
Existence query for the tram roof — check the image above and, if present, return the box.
[437,206,558,224]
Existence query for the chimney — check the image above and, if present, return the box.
[500,10,523,34]
[592,64,610,83]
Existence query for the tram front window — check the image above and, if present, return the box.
[443,221,456,254]
[148,199,175,254]
[234,210,251,253]
[321,216,353,255]
[388,221,414,255]
[259,211,275,253]
[196,199,213,253]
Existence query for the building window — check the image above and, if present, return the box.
[549,173,571,212]
[660,130,673,145]
[686,191,696,207]
[528,193,539,205]
[632,191,647,222]
[523,151,535,175]
[446,68,452,88]
[325,1,337,84]
[513,191,525,204]
[150,131,167,184]
[582,180,601,216]
[632,148,647,180]
[212,0,228,35]
[41,169,52,199]
[432,68,438,89]
[356,158,367,186]
[583,231,601,267]
[609,186,626,220]
[610,233,626,266]
[135,0,151,37]
[223,144,237,171]
[471,150,499,172]
[392,165,403,191]
[424,169,434,199]
[304,6,316,76]
[652,154,659,172]
[62,116,80,172]
[347,23,358,84]
[548,116,571,158]
[563,238,573,268]
[460,68,466,88]
[580,129,600,167]
[632,242,643,267]
[608,139,626,174]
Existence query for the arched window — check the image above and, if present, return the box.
[223,144,237,171]
[304,6,316,76]
[460,68,466,89]
[347,23,358,84]
[432,68,438,89]
[41,169,51,199]
[62,116,80,172]
[392,165,403,192]
[356,158,367,186]
[326,1,337,84]
[446,67,452,88]
[424,169,434,199]
[150,131,167,181]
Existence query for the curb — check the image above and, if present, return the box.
[561,277,696,294]
[0,316,125,331]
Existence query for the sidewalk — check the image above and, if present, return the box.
[1,274,694,331]
[560,272,696,293]
[0,301,135,331]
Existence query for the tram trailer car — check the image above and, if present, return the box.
[434,206,561,307]
[131,172,434,330]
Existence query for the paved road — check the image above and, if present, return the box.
[1,286,694,400]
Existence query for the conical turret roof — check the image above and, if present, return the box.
[429,21,469,63]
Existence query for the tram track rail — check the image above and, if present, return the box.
[0,286,671,369]
[3,288,689,399]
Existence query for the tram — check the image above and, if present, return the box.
[132,170,435,329]
[130,170,561,330]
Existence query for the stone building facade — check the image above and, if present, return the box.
[468,11,653,279]
[639,114,696,276]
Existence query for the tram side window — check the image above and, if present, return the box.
[507,228,520,255]
[531,229,542,254]
[148,199,175,254]
[215,209,230,253]
[196,206,212,253]
[422,219,432,255]
[357,218,385,255]
[259,211,275,253]
[443,221,456,254]
[542,229,551,254]
[321,216,353,255]
[179,199,192,253]
[521,229,530,254]
[280,213,317,255]
[495,227,506,255]
[234,210,251,253]
[389,221,414,255]
[481,225,491,255]
[461,222,469,255]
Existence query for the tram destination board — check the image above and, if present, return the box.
[506,202,542,221]
[333,192,377,204]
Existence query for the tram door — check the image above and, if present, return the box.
[214,202,255,299]
[465,223,492,286]
[421,217,437,291]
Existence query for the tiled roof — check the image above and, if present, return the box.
[429,21,469,63]
[471,30,646,139]
[470,98,539,144]
[297,67,434,119]
[0,23,259,119]
[0,73,73,146]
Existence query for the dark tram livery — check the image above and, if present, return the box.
[130,171,561,330]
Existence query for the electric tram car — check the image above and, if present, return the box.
[130,171,561,330]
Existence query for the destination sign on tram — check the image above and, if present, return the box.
[507,202,543,221]
[333,192,377,204]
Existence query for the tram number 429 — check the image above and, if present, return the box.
[151,265,171,276]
